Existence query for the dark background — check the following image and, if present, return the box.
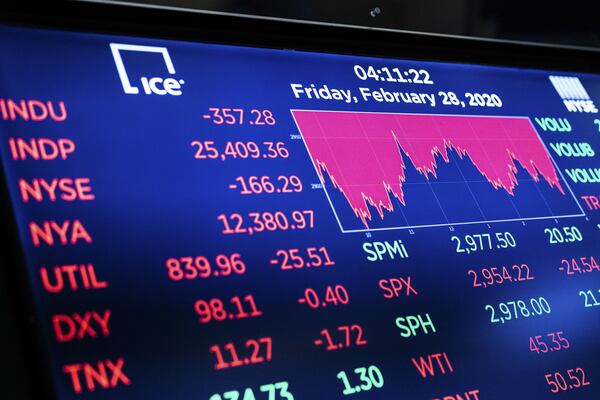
[118,0,600,48]
[0,281,33,399]
[1,1,599,399]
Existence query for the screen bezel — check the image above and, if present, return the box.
[1,2,600,398]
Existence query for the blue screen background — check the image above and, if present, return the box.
[0,25,598,399]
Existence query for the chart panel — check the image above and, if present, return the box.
[292,111,584,231]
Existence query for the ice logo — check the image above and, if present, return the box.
[549,75,597,113]
[110,43,184,96]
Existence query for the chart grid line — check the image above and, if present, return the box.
[290,110,586,233]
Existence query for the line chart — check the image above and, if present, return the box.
[291,110,585,232]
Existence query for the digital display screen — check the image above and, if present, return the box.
[0,25,599,399]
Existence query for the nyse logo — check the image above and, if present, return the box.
[549,75,597,113]
[110,43,184,96]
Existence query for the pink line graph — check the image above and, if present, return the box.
[291,111,565,228]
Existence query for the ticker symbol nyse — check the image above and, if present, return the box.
[549,75,598,113]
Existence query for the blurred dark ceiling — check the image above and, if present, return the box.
[106,0,600,48]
